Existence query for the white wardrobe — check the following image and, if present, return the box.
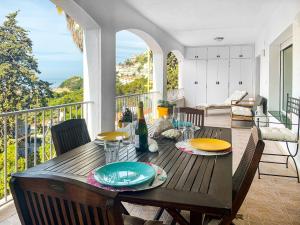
[183,45,254,107]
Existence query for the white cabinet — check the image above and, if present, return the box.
[183,45,254,106]
[230,45,253,59]
[185,47,207,60]
[207,47,229,59]
[183,60,207,106]
[207,59,229,104]
[229,58,253,96]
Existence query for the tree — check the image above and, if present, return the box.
[0,11,53,134]
[167,52,179,90]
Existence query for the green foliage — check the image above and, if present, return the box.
[116,76,151,96]
[0,11,53,114]
[157,100,176,107]
[167,52,179,90]
[59,76,83,91]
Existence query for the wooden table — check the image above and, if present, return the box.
[25,126,232,225]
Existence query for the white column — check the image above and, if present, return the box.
[153,53,167,100]
[83,27,116,139]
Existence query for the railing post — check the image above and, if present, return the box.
[34,112,37,166]
[25,113,28,170]
[3,117,7,202]
[15,114,18,172]
[42,110,45,163]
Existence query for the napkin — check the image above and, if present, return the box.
[148,138,158,152]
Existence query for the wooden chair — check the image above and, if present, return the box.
[177,107,205,127]
[51,119,91,156]
[10,173,163,225]
[204,127,265,225]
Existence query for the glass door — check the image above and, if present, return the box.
[280,45,293,112]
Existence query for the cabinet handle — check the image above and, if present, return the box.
[239,54,243,58]
[216,81,220,85]
[216,55,220,58]
[194,81,198,84]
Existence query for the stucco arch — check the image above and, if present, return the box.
[117,29,165,98]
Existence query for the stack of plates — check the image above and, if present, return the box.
[94,162,156,187]
[189,138,231,153]
[176,138,232,156]
[96,131,129,141]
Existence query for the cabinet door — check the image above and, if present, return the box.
[185,47,207,59]
[194,60,207,105]
[207,59,229,104]
[208,47,229,59]
[185,48,197,59]
[230,45,253,59]
[229,59,253,95]
[182,60,197,106]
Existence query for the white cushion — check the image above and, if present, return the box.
[232,106,252,117]
[260,127,298,142]
[224,90,247,105]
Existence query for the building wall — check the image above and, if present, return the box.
[255,5,300,169]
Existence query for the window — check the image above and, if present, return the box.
[280,45,293,112]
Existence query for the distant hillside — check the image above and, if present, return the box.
[56,76,83,92]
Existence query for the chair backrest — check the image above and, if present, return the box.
[286,94,300,137]
[177,107,204,127]
[10,173,124,225]
[51,119,91,156]
[253,95,268,114]
[230,127,265,218]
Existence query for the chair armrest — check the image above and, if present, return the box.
[231,99,255,107]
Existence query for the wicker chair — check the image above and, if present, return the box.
[204,127,265,225]
[51,119,91,156]
[10,173,163,225]
[176,107,205,127]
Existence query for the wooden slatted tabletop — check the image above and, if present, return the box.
[25,126,232,224]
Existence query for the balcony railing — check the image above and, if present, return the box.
[0,101,92,206]
[167,88,184,102]
[115,91,161,122]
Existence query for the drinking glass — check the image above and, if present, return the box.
[104,140,121,163]
[183,125,195,142]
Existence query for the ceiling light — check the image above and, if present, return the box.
[214,37,224,42]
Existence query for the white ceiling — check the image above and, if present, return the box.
[124,0,292,46]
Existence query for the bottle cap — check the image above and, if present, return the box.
[138,101,144,108]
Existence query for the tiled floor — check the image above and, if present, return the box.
[1,111,300,225]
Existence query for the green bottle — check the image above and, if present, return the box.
[135,101,149,152]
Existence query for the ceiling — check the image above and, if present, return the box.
[124,0,291,46]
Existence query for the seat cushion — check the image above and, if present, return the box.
[232,106,252,117]
[260,127,298,142]
[123,215,163,225]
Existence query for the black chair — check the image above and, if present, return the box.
[51,119,91,156]
[10,173,163,225]
[177,107,205,127]
[202,127,265,225]
[257,94,300,182]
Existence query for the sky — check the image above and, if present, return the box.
[0,0,148,87]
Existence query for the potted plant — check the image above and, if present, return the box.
[118,108,133,128]
[157,100,176,118]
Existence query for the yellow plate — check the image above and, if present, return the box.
[97,131,129,141]
[189,138,231,152]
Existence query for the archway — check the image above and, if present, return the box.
[166,50,184,101]
[115,29,164,121]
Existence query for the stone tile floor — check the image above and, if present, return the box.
[1,111,300,225]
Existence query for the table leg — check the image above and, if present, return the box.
[166,208,189,225]
[190,211,203,225]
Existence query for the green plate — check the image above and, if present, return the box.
[94,162,156,187]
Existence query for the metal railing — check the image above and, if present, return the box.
[0,101,92,205]
[167,88,184,102]
[116,91,161,122]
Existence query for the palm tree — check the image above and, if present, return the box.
[57,6,83,52]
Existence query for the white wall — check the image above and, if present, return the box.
[53,0,184,135]
[256,5,300,169]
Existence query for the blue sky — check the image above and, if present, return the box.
[0,0,148,87]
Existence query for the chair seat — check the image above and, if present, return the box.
[260,127,298,142]
[123,215,164,225]
[232,106,253,117]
